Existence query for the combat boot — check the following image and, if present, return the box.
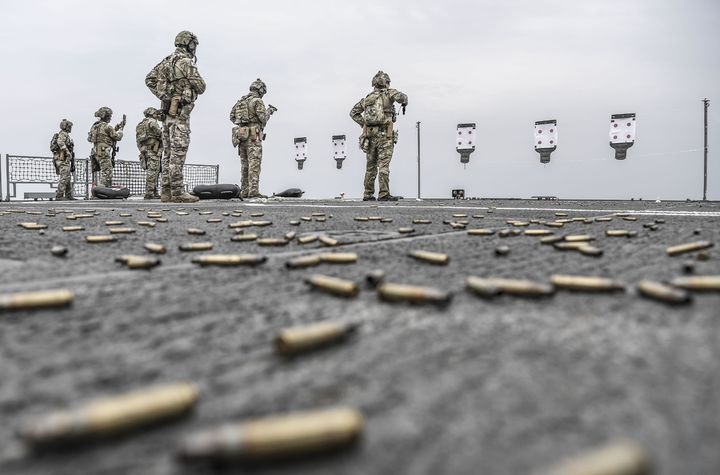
[363,196,376,201]
[247,193,268,199]
[378,195,400,202]
[171,191,200,203]
[160,188,171,202]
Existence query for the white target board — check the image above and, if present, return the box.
[332,135,347,160]
[456,123,476,164]
[609,114,636,144]
[294,137,308,161]
[534,120,558,150]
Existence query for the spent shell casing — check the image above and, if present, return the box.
[524,229,553,236]
[301,216,312,222]
[305,274,359,297]
[192,254,267,266]
[467,277,553,297]
[315,217,327,222]
[198,211,213,216]
[464,277,501,298]
[509,221,529,227]
[0,289,74,310]
[622,216,638,221]
[606,230,630,237]
[231,233,258,242]
[62,226,85,232]
[286,255,322,269]
[144,243,167,255]
[354,216,369,222]
[666,241,714,256]
[554,242,587,251]
[257,238,289,247]
[472,214,484,219]
[498,229,511,238]
[178,407,363,462]
[655,218,665,224]
[298,235,319,245]
[109,227,136,234]
[669,275,720,291]
[19,222,48,230]
[578,245,603,257]
[495,246,510,256]
[250,212,264,217]
[104,220,123,226]
[467,228,495,236]
[155,218,169,223]
[253,220,273,227]
[627,231,638,238]
[275,321,358,355]
[551,274,624,292]
[408,250,449,265]
[176,211,189,216]
[564,235,595,242]
[583,218,594,224]
[365,269,386,288]
[398,227,415,234]
[137,221,156,228]
[19,383,199,448]
[221,212,230,216]
[284,231,297,241]
[86,235,117,243]
[595,217,613,222]
[229,220,253,228]
[311,212,325,217]
[412,219,431,224]
[636,280,691,304]
[289,220,301,226]
[541,235,565,245]
[377,283,452,305]
[542,440,650,475]
[116,255,161,270]
[453,213,467,218]
[51,246,68,257]
[320,252,358,264]
[545,222,565,228]
[380,218,393,223]
[555,212,568,217]
[449,222,466,229]
[319,235,339,247]
[179,242,214,252]
[206,218,222,223]
[187,228,206,235]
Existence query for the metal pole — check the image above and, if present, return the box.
[703,98,709,201]
[416,121,421,199]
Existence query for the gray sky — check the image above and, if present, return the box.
[1,0,718,199]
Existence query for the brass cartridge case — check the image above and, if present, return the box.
[637,280,691,304]
[178,407,363,461]
[467,228,494,236]
[275,321,358,355]
[564,235,595,242]
[206,218,222,224]
[669,275,720,291]
[137,221,156,228]
[595,217,613,222]
[319,235,338,247]
[19,383,198,448]
[495,246,510,256]
[542,440,650,475]
[412,219,431,224]
[104,220,124,226]
[289,220,301,226]
[408,250,449,265]
[464,276,501,298]
[109,227,136,234]
[398,227,415,234]
[286,255,322,269]
[606,230,629,237]
[51,246,68,257]
[300,216,312,222]
[229,220,253,228]
[19,222,48,230]
[231,233,258,242]
[144,243,167,254]
[524,229,553,236]
[250,212,264,217]
[354,216,369,222]
[305,275,358,297]
[62,226,85,232]
[284,232,297,241]
[252,220,273,227]
[257,238,289,247]
[466,277,553,297]
[85,235,117,243]
[298,235,319,245]
[377,283,452,305]
[0,289,74,310]
[320,253,358,264]
[116,255,161,269]
[192,254,267,266]
[541,235,565,245]
[551,275,624,292]
[666,241,714,256]
[187,228,206,235]
[179,242,214,252]
[578,245,603,257]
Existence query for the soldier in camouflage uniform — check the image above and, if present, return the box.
[88,107,125,187]
[52,119,75,200]
[146,30,206,203]
[136,107,163,199]
[230,79,277,199]
[350,71,408,201]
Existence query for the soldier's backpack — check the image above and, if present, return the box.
[92,186,131,200]
[136,119,150,147]
[145,54,180,101]
[50,133,60,153]
[273,188,304,198]
[362,91,389,126]
[192,184,241,200]
[232,95,253,124]
[87,121,102,144]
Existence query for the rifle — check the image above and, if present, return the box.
[111,114,127,167]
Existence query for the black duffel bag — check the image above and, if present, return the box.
[192,184,241,200]
[273,188,304,198]
[92,186,131,199]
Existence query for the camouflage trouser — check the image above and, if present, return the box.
[162,116,191,196]
[363,133,394,199]
[55,154,73,198]
[95,143,113,187]
[144,147,161,197]
[238,138,262,197]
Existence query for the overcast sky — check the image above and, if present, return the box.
[1,0,718,199]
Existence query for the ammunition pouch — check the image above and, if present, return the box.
[232,126,250,148]
[169,96,181,118]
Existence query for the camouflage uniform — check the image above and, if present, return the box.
[350,71,408,201]
[136,107,163,199]
[146,31,206,203]
[88,107,124,187]
[53,120,75,200]
[230,79,276,198]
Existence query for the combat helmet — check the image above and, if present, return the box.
[94,107,112,120]
[249,78,267,95]
[371,71,390,89]
[175,30,198,49]
[143,107,158,118]
[59,119,73,132]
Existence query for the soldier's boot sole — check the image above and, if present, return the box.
[171,192,200,203]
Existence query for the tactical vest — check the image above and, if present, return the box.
[146,53,182,101]
[88,121,113,146]
[362,91,390,126]
[136,119,161,146]
[50,133,60,153]
[233,95,260,125]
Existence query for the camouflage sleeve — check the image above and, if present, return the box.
[107,123,124,142]
[57,131,71,153]
[350,99,365,127]
[177,58,206,96]
[254,99,268,128]
[388,88,408,106]
[229,101,240,124]
[149,120,162,137]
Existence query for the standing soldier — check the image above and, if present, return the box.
[350,71,408,201]
[136,107,164,199]
[88,107,125,187]
[230,79,277,199]
[145,30,206,203]
[51,119,76,200]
